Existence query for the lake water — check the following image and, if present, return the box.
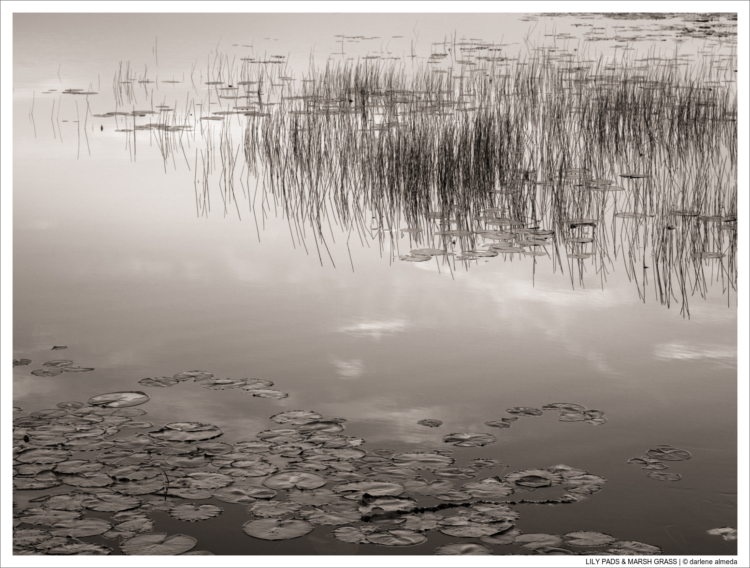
[9,11,742,562]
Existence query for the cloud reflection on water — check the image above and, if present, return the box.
[337,319,407,339]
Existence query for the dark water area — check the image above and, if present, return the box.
[7,9,746,564]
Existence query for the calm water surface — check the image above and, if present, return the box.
[10,12,740,559]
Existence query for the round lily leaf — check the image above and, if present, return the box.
[300,507,361,526]
[707,527,737,541]
[608,541,662,555]
[248,501,301,518]
[14,477,61,490]
[50,518,112,537]
[248,389,288,399]
[440,522,511,538]
[17,448,71,464]
[564,474,606,495]
[169,504,223,522]
[55,460,104,475]
[13,528,51,547]
[417,419,442,427]
[88,392,150,408]
[111,476,166,496]
[270,410,323,425]
[403,478,455,496]
[56,401,85,410]
[367,529,427,546]
[359,495,418,515]
[213,485,275,504]
[172,371,213,382]
[515,533,564,549]
[297,421,344,434]
[139,377,180,388]
[333,526,370,544]
[506,407,543,416]
[543,403,587,412]
[149,422,223,442]
[506,469,564,489]
[469,503,519,522]
[82,493,141,512]
[565,531,616,547]
[61,473,112,488]
[286,487,339,506]
[435,542,492,555]
[121,533,197,555]
[333,481,405,500]
[647,471,682,481]
[645,445,691,462]
[392,451,454,470]
[31,368,64,377]
[263,471,326,490]
[434,467,478,479]
[462,477,514,499]
[47,542,112,555]
[242,518,314,541]
[443,433,496,447]
[480,528,522,545]
[401,512,443,532]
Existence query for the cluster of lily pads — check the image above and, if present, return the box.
[13,385,665,556]
[17,358,95,377]
[138,370,288,400]
[627,445,691,482]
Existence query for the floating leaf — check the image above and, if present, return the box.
[172,371,213,382]
[50,518,111,537]
[61,472,113,488]
[645,445,691,462]
[263,471,326,490]
[242,518,314,541]
[139,377,180,388]
[149,422,223,442]
[169,504,223,522]
[82,493,141,512]
[401,512,443,532]
[367,529,427,546]
[707,527,736,541]
[435,542,492,555]
[121,533,197,555]
[506,407,543,416]
[564,473,606,495]
[647,471,681,481]
[359,495,417,515]
[403,478,455,496]
[485,419,513,428]
[31,368,63,377]
[515,533,563,549]
[506,469,563,489]
[111,476,166,496]
[440,522,512,538]
[392,451,454,470]
[333,526,370,544]
[56,401,84,410]
[543,403,587,412]
[565,531,616,547]
[608,541,662,555]
[333,481,404,500]
[214,485,276,504]
[47,542,112,555]
[443,433,496,447]
[471,458,502,469]
[13,528,51,547]
[248,389,288,399]
[417,419,442,427]
[17,448,71,464]
[14,358,32,366]
[300,507,361,526]
[88,392,150,408]
[14,477,61,490]
[480,528,521,545]
[270,410,323,425]
[462,477,514,499]
[433,467,478,479]
[287,487,339,506]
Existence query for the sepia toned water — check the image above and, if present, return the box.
[11,12,739,558]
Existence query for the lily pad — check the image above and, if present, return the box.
[248,389,289,399]
[515,533,564,549]
[333,481,405,500]
[417,419,442,427]
[242,518,314,541]
[440,522,512,538]
[172,371,213,382]
[263,471,326,490]
[435,542,492,555]
[367,529,427,546]
[359,495,418,515]
[480,528,522,545]
[149,422,223,442]
[506,469,563,489]
[88,392,150,408]
[271,410,323,425]
[139,377,180,388]
[300,507,361,525]
[248,500,302,517]
[50,518,112,537]
[506,407,543,416]
[565,531,616,547]
[14,358,32,366]
[333,526,371,544]
[608,541,662,555]
[17,448,71,464]
[47,542,112,555]
[169,504,223,522]
[214,485,276,504]
[707,527,737,541]
[645,445,691,461]
[647,471,682,481]
[31,368,64,377]
[462,477,514,499]
[81,493,141,512]
[403,478,455,496]
[443,433,496,447]
[121,533,197,555]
